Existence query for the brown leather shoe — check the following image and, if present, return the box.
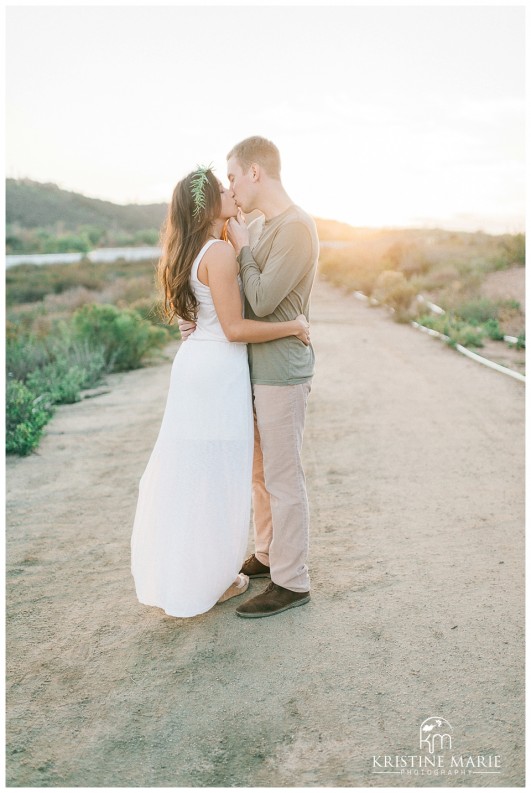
[239,554,271,578]
[236,582,310,618]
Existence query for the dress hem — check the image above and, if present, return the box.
[136,596,222,619]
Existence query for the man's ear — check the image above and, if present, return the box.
[250,163,260,182]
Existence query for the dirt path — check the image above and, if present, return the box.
[6,277,525,787]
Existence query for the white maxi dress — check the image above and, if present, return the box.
[131,239,253,617]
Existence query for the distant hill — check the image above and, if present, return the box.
[6,179,167,233]
[6,179,169,253]
[5,177,363,254]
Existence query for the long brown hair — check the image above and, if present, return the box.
[158,168,221,323]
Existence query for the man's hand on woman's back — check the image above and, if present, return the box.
[177,319,197,340]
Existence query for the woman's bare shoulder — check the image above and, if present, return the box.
[203,240,237,269]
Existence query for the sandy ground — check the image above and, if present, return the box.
[6,276,525,787]
[480,265,525,309]
[480,266,526,371]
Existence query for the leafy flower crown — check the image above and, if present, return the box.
[190,163,214,219]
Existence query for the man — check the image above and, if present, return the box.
[183,136,319,618]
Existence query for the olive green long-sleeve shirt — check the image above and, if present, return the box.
[237,204,319,386]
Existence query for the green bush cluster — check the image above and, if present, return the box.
[6,225,160,255]
[416,314,485,348]
[6,257,162,306]
[504,331,525,350]
[6,262,105,305]
[372,270,416,314]
[319,230,525,342]
[6,380,55,456]
[416,313,511,348]
[450,297,520,325]
[482,318,505,342]
[71,304,167,371]
[6,332,51,380]
[26,353,105,405]
[500,233,525,266]
[6,302,169,456]
[415,295,523,349]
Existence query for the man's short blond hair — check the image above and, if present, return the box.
[227,136,281,179]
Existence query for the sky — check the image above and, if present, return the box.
[5,4,525,233]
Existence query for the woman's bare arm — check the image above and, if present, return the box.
[204,242,309,345]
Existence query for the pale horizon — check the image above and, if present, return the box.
[6,6,525,235]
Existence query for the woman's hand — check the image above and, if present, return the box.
[293,314,311,346]
[227,209,250,256]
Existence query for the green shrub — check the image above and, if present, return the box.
[6,322,107,406]
[6,333,52,381]
[5,264,51,302]
[79,225,105,247]
[317,231,527,300]
[43,234,90,254]
[5,261,174,456]
[417,314,485,348]
[372,270,416,312]
[24,345,106,404]
[130,297,161,323]
[56,337,107,388]
[500,233,525,266]
[510,332,526,350]
[6,258,162,309]
[133,229,159,245]
[6,262,104,305]
[451,325,485,348]
[452,298,520,325]
[5,304,168,454]
[26,364,87,404]
[483,318,505,341]
[6,380,55,456]
[71,303,167,371]
[129,300,180,341]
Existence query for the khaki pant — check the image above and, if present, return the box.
[251,380,312,592]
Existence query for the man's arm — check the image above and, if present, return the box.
[238,222,313,318]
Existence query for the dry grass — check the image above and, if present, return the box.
[318,228,525,339]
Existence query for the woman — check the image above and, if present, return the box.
[130,166,310,618]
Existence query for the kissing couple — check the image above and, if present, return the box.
[131,136,319,619]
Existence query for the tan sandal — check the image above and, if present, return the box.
[217,573,250,604]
